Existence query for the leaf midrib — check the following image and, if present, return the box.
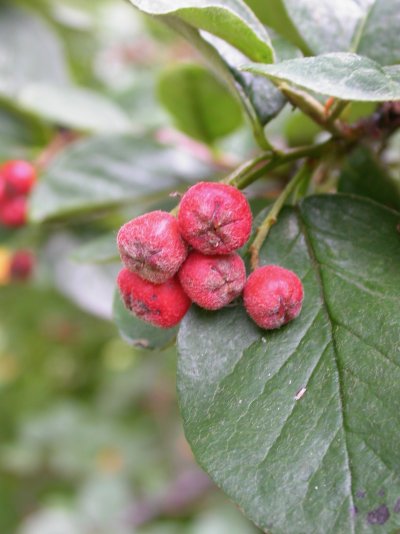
[296,206,356,534]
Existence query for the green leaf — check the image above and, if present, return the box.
[339,146,400,210]
[160,21,272,149]
[355,0,400,65]
[157,63,243,144]
[242,53,400,101]
[276,0,367,55]
[203,34,300,127]
[127,0,274,63]
[0,4,69,98]
[17,84,132,133]
[276,0,400,65]
[113,292,177,350]
[0,105,49,160]
[243,0,309,54]
[70,232,119,264]
[178,194,400,533]
[29,135,213,222]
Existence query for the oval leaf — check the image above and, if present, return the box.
[242,53,400,101]
[113,292,177,350]
[178,194,400,533]
[157,63,243,144]
[71,232,119,264]
[356,0,400,65]
[127,0,274,63]
[18,84,132,133]
[277,0,400,65]
[29,135,213,222]
[0,4,68,98]
[276,0,368,56]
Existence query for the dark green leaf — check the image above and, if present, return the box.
[127,0,274,63]
[157,63,243,144]
[17,84,132,133]
[29,135,213,222]
[339,146,400,210]
[242,53,400,101]
[113,292,177,350]
[203,34,300,126]
[0,4,69,98]
[178,194,400,533]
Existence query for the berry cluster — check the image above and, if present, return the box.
[117,182,304,330]
[0,160,36,227]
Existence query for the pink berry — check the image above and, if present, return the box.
[243,265,304,330]
[117,211,188,284]
[178,182,252,255]
[2,160,36,196]
[10,250,34,281]
[117,268,191,328]
[0,196,27,227]
[179,251,246,310]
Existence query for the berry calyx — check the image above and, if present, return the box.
[179,251,246,310]
[0,196,27,227]
[243,265,304,330]
[9,250,35,281]
[117,268,191,328]
[1,160,36,196]
[178,182,252,255]
[117,211,188,284]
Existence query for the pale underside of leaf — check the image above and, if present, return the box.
[29,135,213,222]
[279,0,400,65]
[127,0,274,62]
[177,195,400,533]
[242,53,400,101]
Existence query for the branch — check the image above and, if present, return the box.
[249,161,314,270]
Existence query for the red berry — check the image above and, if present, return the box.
[117,211,188,284]
[243,265,304,330]
[2,160,36,196]
[179,251,246,310]
[117,268,191,328]
[178,182,252,255]
[9,250,34,281]
[0,172,6,203]
[0,196,27,227]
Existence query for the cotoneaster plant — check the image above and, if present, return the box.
[20,1,400,533]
